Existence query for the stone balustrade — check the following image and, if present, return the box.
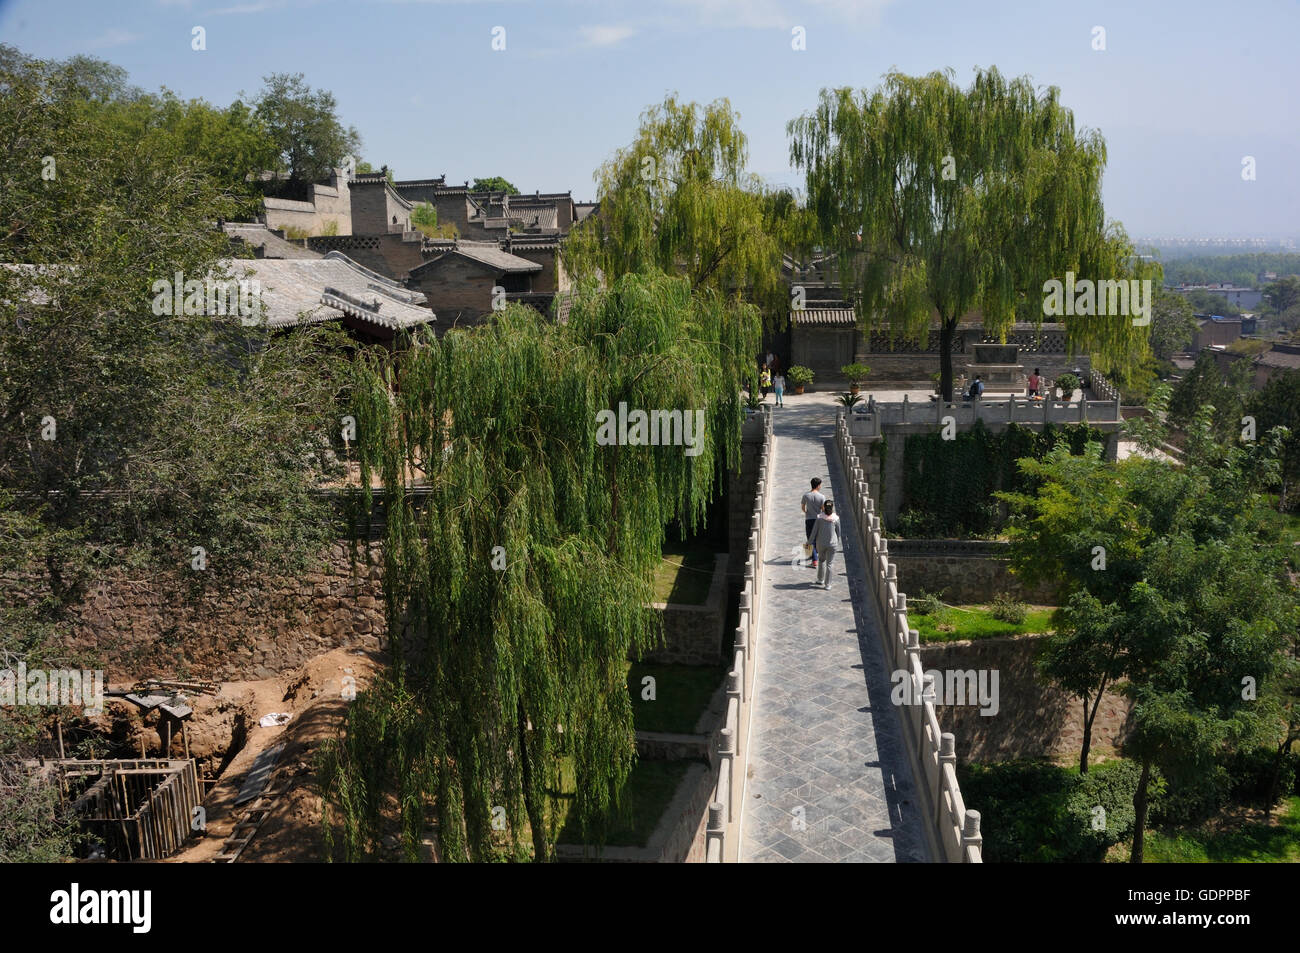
[835,412,984,863]
[705,407,772,863]
[847,394,1121,438]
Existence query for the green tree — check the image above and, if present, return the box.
[788,69,1160,401]
[1,54,351,609]
[253,72,361,188]
[318,274,760,861]
[1006,395,1296,862]
[1168,349,1251,441]
[1001,442,1155,772]
[1246,371,1300,509]
[1149,289,1198,360]
[564,94,789,317]
[471,176,519,194]
[1182,289,1241,317]
[1264,276,1300,314]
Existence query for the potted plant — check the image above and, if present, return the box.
[1056,372,1081,400]
[841,363,870,395]
[787,365,815,395]
[835,392,864,410]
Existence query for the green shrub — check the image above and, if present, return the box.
[1150,765,1230,827]
[910,589,946,616]
[958,759,1151,862]
[841,363,871,384]
[990,593,1028,624]
[1056,372,1081,396]
[787,365,815,386]
[1227,746,1300,809]
[1062,759,1146,857]
[893,508,941,538]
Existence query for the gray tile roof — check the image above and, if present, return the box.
[1257,345,1300,369]
[226,252,432,330]
[416,242,542,274]
[223,223,324,260]
[790,308,858,327]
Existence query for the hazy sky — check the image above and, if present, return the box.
[2,0,1296,238]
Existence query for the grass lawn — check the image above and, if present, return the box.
[627,661,725,734]
[554,757,696,848]
[1140,796,1300,863]
[653,541,716,605]
[910,603,1055,643]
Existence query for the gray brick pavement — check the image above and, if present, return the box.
[738,395,932,863]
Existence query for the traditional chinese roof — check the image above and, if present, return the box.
[226,252,432,330]
[412,242,542,275]
[223,222,324,260]
[790,308,857,327]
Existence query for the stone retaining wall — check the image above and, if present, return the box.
[644,553,728,665]
[889,546,1058,605]
[919,633,1132,763]
[6,543,386,682]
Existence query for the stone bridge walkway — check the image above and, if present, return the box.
[738,395,932,863]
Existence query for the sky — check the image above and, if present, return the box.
[2,0,1297,239]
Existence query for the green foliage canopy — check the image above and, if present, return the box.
[789,68,1160,400]
[319,272,760,861]
[565,94,790,319]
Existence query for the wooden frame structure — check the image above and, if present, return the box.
[47,759,202,861]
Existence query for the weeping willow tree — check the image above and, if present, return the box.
[565,94,798,321]
[318,272,759,861]
[788,69,1160,401]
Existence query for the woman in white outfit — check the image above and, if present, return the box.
[812,500,842,590]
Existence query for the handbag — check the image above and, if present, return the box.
[803,543,813,558]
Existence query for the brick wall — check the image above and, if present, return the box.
[510,246,561,294]
[350,179,414,236]
[410,256,498,330]
[261,170,352,237]
[306,233,427,281]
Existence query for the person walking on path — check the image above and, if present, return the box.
[760,364,772,397]
[801,477,825,569]
[773,372,785,407]
[812,500,842,590]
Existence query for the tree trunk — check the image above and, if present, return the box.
[939,321,956,402]
[1079,694,1093,774]
[1130,759,1152,864]
[1263,735,1295,821]
[518,701,549,862]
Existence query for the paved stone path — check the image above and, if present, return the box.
[738,393,932,863]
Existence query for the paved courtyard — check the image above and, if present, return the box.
[738,390,932,863]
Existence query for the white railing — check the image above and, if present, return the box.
[1090,373,1121,403]
[705,409,772,862]
[848,394,1122,438]
[835,412,983,863]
